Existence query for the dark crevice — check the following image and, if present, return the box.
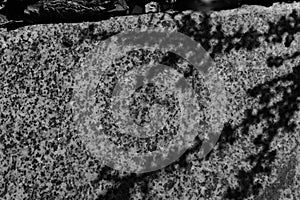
[1,0,299,30]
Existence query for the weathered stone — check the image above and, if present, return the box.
[0,2,299,200]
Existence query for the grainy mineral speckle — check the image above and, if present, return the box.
[0,2,300,200]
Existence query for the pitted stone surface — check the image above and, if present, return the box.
[0,2,300,200]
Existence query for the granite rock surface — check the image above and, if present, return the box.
[0,2,300,200]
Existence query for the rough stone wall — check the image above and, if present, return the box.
[0,2,299,200]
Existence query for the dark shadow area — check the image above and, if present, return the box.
[126,0,295,13]
[0,0,126,30]
[254,153,298,200]
[174,0,239,12]
[95,8,300,200]
[1,0,299,30]
[223,60,300,199]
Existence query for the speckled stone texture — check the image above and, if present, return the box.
[0,2,300,200]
